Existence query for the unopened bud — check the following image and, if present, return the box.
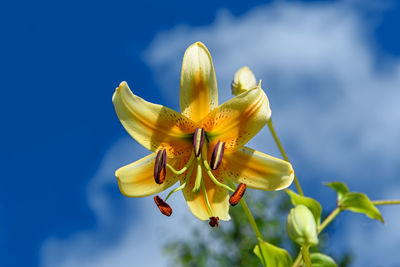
[193,128,205,157]
[210,141,225,170]
[154,195,172,216]
[154,149,167,184]
[287,205,318,246]
[209,216,219,227]
[229,183,247,206]
[231,66,257,95]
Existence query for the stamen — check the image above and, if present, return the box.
[210,141,225,170]
[166,153,195,175]
[209,217,219,228]
[154,149,167,184]
[165,162,195,201]
[201,145,235,192]
[193,127,205,157]
[192,158,202,193]
[229,183,247,206]
[154,195,172,216]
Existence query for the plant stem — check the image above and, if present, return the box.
[267,119,304,196]
[372,200,400,206]
[318,207,341,234]
[228,180,263,240]
[301,246,312,267]
[292,253,303,267]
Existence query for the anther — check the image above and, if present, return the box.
[210,141,225,170]
[154,149,167,184]
[193,128,205,157]
[154,195,172,216]
[209,216,219,228]
[229,183,247,206]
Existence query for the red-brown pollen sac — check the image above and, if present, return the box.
[210,141,225,170]
[193,127,205,157]
[209,216,219,228]
[229,183,247,206]
[154,195,172,216]
[154,149,167,184]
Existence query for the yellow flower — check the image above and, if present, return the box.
[112,42,294,225]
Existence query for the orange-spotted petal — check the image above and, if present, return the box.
[113,81,196,156]
[222,147,294,191]
[201,85,271,151]
[179,42,218,122]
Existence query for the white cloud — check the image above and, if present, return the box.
[41,1,400,267]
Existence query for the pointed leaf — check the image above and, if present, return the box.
[253,240,293,267]
[340,192,384,223]
[325,182,349,202]
[310,253,338,267]
[286,189,322,225]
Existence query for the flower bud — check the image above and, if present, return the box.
[286,205,318,247]
[231,66,257,95]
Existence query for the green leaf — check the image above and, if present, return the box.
[340,192,384,223]
[310,253,338,267]
[253,240,293,267]
[286,189,322,225]
[325,182,349,202]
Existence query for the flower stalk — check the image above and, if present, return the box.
[267,119,304,196]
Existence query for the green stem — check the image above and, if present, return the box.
[227,180,263,240]
[301,246,312,267]
[267,119,304,196]
[317,207,341,234]
[372,200,400,206]
[292,253,303,267]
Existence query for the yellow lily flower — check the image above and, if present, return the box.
[112,42,294,226]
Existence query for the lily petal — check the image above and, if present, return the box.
[179,42,218,122]
[201,86,271,151]
[222,147,294,191]
[182,168,230,221]
[113,82,196,156]
[116,153,182,197]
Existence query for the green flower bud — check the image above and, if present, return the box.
[231,66,257,95]
[287,205,319,247]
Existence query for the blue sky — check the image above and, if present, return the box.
[1,0,400,266]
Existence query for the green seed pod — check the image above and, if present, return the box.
[287,205,319,247]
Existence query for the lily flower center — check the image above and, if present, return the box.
[154,128,247,225]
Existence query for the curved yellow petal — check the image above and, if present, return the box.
[116,153,182,197]
[179,42,218,122]
[182,168,230,221]
[201,86,271,151]
[113,81,196,156]
[222,147,294,191]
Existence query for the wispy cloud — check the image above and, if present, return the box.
[41,1,400,266]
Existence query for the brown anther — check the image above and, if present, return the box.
[154,149,167,184]
[229,183,247,206]
[193,127,205,157]
[209,216,219,228]
[154,195,172,216]
[210,141,225,170]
